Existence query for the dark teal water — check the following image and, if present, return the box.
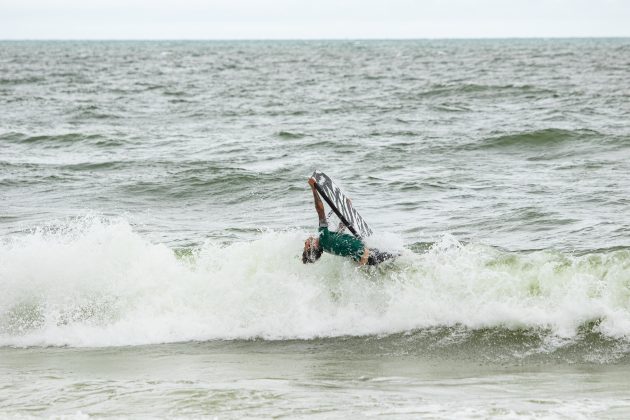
[1,40,630,418]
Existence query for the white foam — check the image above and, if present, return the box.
[1,217,629,347]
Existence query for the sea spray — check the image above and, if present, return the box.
[1,217,630,347]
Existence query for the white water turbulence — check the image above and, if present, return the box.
[1,217,630,348]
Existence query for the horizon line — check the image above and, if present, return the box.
[2,36,629,42]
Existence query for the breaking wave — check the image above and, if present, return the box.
[1,217,630,349]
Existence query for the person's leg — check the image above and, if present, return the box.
[367,249,397,265]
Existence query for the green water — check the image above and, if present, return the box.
[4,340,630,418]
[1,39,630,418]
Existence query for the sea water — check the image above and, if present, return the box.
[1,39,630,418]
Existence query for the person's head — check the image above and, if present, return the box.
[302,236,322,263]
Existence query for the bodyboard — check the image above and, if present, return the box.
[310,170,373,239]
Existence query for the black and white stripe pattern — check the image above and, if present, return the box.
[311,170,373,239]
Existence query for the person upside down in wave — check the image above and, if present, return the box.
[303,177,396,266]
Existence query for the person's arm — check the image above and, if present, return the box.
[308,178,327,226]
[358,248,370,266]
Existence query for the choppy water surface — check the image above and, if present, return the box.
[1,39,630,418]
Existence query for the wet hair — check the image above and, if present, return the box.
[302,241,323,264]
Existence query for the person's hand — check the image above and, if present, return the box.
[308,178,317,188]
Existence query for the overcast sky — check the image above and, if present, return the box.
[2,0,629,40]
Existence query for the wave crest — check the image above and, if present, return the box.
[1,217,629,347]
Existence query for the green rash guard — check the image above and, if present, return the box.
[318,226,365,261]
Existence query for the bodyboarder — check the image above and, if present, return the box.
[302,177,395,266]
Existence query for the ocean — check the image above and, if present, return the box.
[1,39,630,418]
